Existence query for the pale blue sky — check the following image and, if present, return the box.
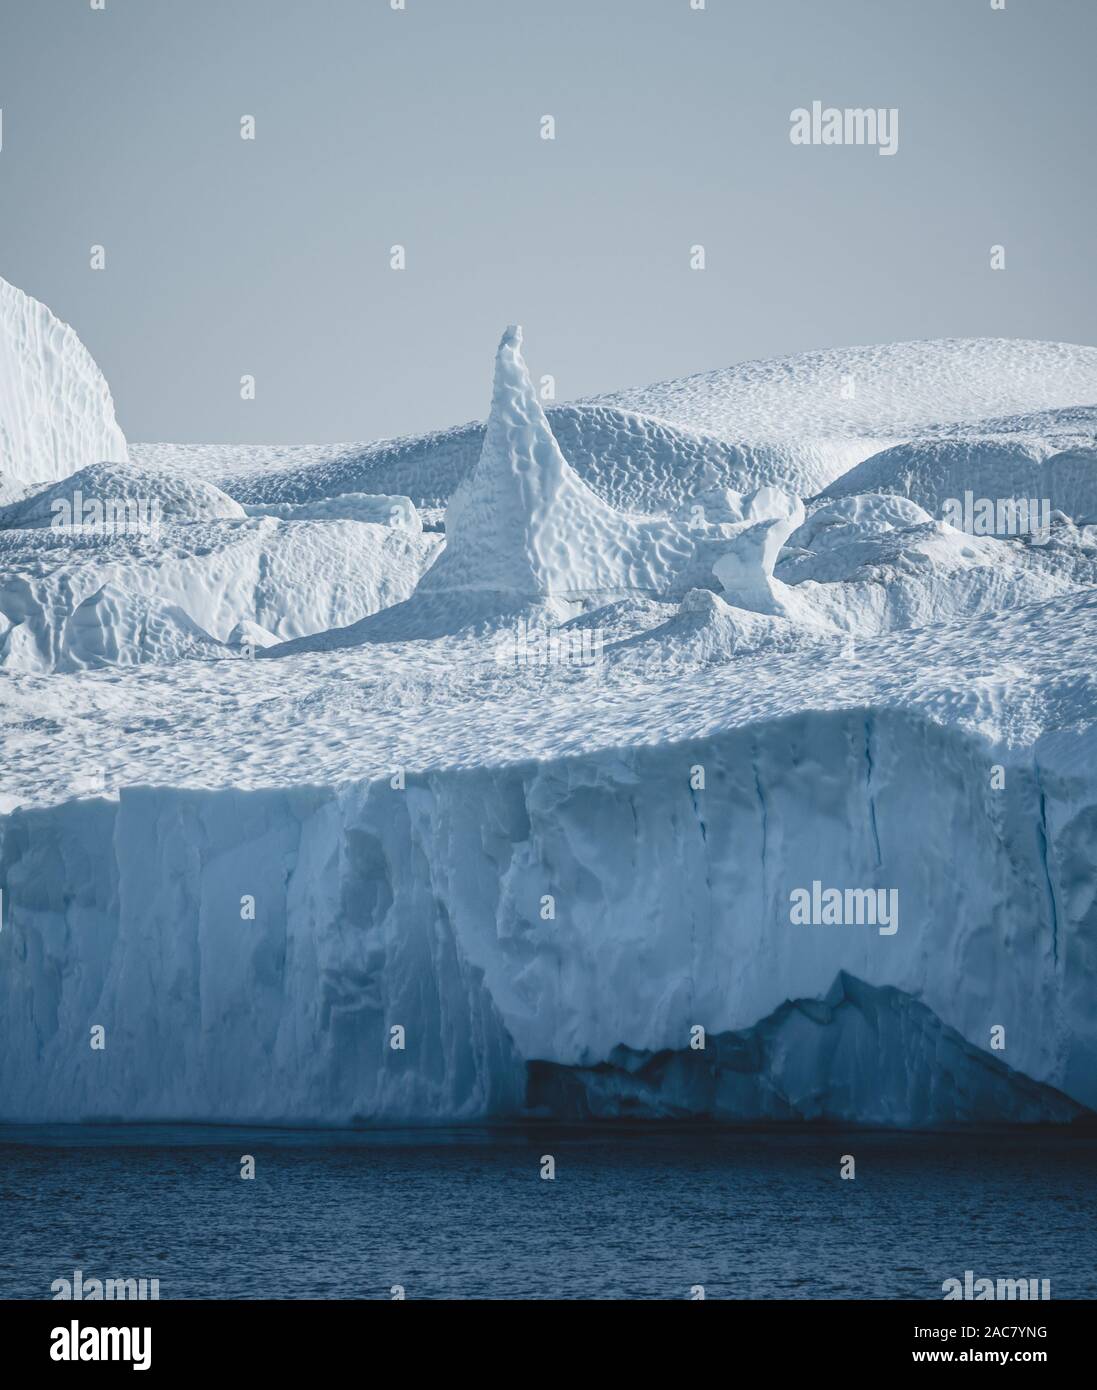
[1,0,1094,444]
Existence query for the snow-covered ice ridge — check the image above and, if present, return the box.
[2,294,1097,1127]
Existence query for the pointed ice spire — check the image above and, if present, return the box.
[418,324,672,598]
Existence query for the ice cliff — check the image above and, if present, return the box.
[1,706,1095,1126]
[0,276,128,492]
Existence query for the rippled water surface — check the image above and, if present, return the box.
[2,1126,1095,1300]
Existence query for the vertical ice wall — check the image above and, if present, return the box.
[0,707,1091,1125]
[0,275,128,490]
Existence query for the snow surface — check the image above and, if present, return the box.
[0,461,244,530]
[0,514,440,673]
[595,336,1097,479]
[3,304,1097,1126]
[820,435,1097,524]
[134,339,1097,511]
[0,276,128,493]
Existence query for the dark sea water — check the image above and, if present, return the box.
[1,1126,1095,1301]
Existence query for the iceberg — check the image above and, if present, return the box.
[1,307,1096,1130]
[0,276,128,491]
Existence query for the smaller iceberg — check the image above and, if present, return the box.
[528,973,1092,1127]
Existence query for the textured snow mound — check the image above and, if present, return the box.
[711,491,807,616]
[0,461,244,529]
[62,584,227,668]
[416,325,713,601]
[597,337,1097,444]
[774,502,1089,637]
[0,516,441,672]
[243,493,420,529]
[135,338,1097,513]
[195,408,856,514]
[788,493,935,549]
[529,973,1088,1125]
[0,275,128,490]
[820,436,1097,525]
[611,588,823,667]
